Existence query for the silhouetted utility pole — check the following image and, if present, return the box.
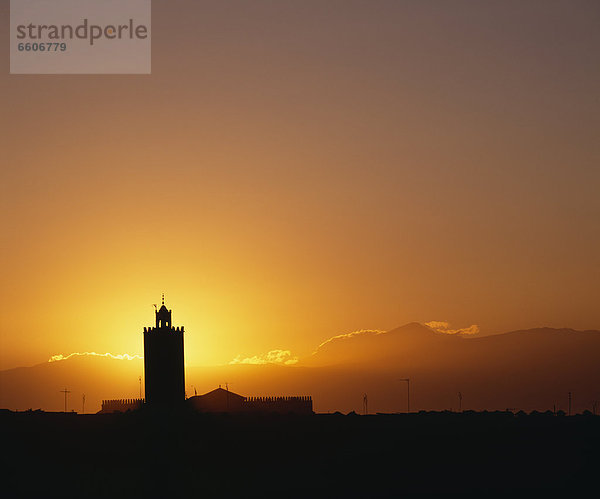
[82,394,85,414]
[591,401,598,415]
[399,378,410,413]
[568,391,572,416]
[60,388,71,413]
[458,392,463,412]
[225,382,231,410]
[138,376,142,399]
[363,393,368,415]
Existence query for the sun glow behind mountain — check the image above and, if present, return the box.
[1,1,599,377]
[3,324,599,415]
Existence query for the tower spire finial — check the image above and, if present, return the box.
[162,293,165,305]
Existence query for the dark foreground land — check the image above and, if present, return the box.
[1,409,598,498]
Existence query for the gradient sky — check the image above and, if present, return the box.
[1,1,599,370]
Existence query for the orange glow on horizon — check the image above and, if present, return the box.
[1,2,599,375]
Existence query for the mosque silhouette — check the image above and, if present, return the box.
[100,296,312,414]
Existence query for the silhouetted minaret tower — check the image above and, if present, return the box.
[143,295,185,407]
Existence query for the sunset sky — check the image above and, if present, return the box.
[1,1,599,371]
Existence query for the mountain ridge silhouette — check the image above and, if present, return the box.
[1,324,598,413]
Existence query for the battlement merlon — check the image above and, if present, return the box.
[143,325,184,333]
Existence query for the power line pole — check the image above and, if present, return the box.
[225,382,231,410]
[363,393,368,415]
[458,392,462,412]
[138,376,142,399]
[568,391,572,416]
[399,378,410,413]
[82,394,85,414]
[60,388,71,413]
